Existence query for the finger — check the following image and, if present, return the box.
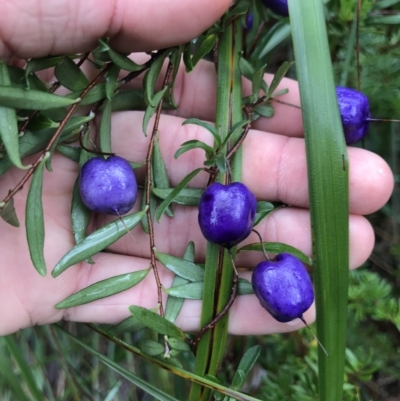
[0,0,231,58]
[108,111,394,215]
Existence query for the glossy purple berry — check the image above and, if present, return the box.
[198,182,257,249]
[79,156,138,215]
[336,86,370,145]
[252,253,314,323]
[262,0,289,17]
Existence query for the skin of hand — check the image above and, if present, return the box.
[0,0,394,336]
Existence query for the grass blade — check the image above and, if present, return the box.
[288,1,349,400]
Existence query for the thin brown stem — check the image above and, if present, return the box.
[271,97,301,109]
[1,64,111,208]
[246,21,266,59]
[226,108,252,161]
[252,228,270,261]
[145,61,174,318]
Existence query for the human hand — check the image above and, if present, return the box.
[0,0,394,336]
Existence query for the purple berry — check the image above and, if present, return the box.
[79,156,138,215]
[252,253,314,323]
[262,0,289,17]
[198,182,257,249]
[336,86,370,145]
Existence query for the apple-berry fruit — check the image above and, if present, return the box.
[252,253,314,322]
[336,86,370,145]
[79,156,138,215]
[198,182,257,249]
[262,0,289,17]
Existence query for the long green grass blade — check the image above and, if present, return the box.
[288,1,349,400]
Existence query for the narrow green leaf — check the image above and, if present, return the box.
[231,346,260,391]
[166,46,183,108]
[99,99,112,154]
[57,145,81,162]
[136,339,165,356]
[54,56,89,91]
[155,168,203,222]
[155,250,204,282]
[0,196,20,227]
[58,328,181,401]
[3,336,44,401]
[0,86,79,110]
[67,82,107,105]
[266,61,294,99]
[105,64,121,100]
[107,48,143,72]
[258,22,291,59]
[182,118,220,148]
[238,241,312,265]
[0,62,29,169]
[26,158,47,276]
[289,1,349,400]
[25,56,63,76]
[0,115,94,177]
[164,279,252,299]
[142,86,168,135]
[251,65,266,100]
[55,268,150,308]
[253,104,274,118]
[254,201,275,226]
[167,337,192,352]
[144,50,169,107]
[367,14,400,24]
[191,34,217,67]
[52,208,147,277]
[129,305,185,339]
[220,119,249,150]
[152,187,203,206]
[183,42,194,72]
[106,315,146,335]
[174,139,215,159]
[165,242,194,323]
[109,89,146,111]
[27,113,60,130]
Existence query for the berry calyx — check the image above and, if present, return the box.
[251,253,314,323]
[262,0,289,17]
[198,182,257,249]
[79,156,138,215]
[336,86,370,145]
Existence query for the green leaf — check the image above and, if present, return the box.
[106,315,146,335]
[25,56,63,76]
[258,22,291,59]
[183,42,194,72]
[107,48,143,72]
[58,327,181,401]
[54,56,89,91]
[238,241,312,265]
[182,118,220,148]
[0,62,29,169]
[165,242,194,323]
[152,187,203,206]
[55,268,150,308]
[136,339,165,356]
[142,87,168,135]
[27,113,60,130]
[254,201,275,226]
[105,64,121,100]
[99,99,112,154]
[155,168,203,222]
[231,345,260,390]
[164,279,252,299]
[26,158,47,276]
[191,34,217,67]
[0,196,20,227]
[67,82,106,106]
[253,104,274,118]
[167,337,191,352]
[166,46,183,108]
[0,86,80,110]
[174,139,215,159]
[144,50,169,107]
[220,119,249,150]
[266,61,294,99]
[128,305,185,339]
[155,250,204,282]
[0,115,94,177]
[52,208,147,277]
[289,1,349,399]
[251,65,266,100]
[57,145,81,162]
